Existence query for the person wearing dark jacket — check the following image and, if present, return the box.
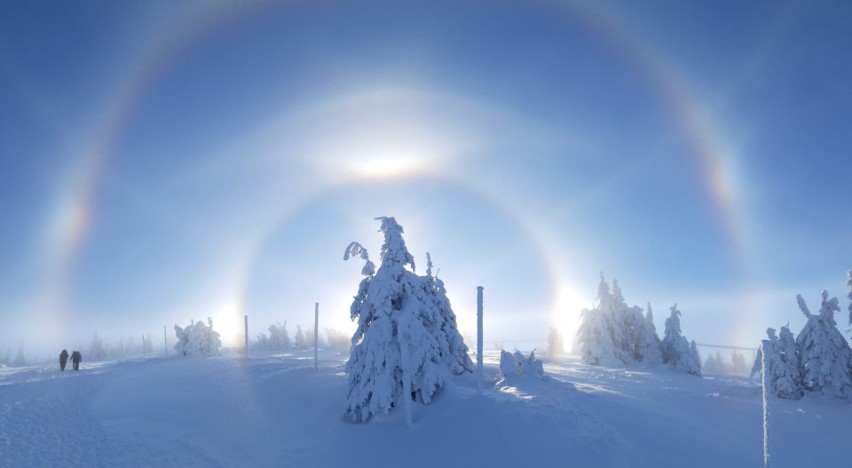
[59,349,69,371]
[71,351,82,371]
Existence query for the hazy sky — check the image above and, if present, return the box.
[2,0,851,359]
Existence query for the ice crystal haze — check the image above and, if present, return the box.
[343,217,473,422]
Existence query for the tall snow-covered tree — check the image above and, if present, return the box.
[795,291,852,398]
[423,252,473,375]
[633,303,662,364]
[577,274,622,366]
[343,217,473,422]
[661,304,701,375]
[609,279,635,364]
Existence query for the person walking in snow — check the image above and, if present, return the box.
[59,349,69,371]
[71,350,82,371]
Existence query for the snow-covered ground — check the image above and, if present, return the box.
[2,349,849,467]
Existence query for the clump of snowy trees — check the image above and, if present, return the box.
[752,285,852,399]
[174,318,222,357]
[576,274,700,375]
[253,322,292,350]
[252,321,351,352]
[704,350,748,375]
[342,217,473,422]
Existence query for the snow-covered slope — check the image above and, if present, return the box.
[1,350,849,467]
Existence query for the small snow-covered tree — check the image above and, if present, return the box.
[90,331,107,361]
[174,317,222,357]
[795,291,852,398]
[686,340,702,375]
[751,326,805,399]
[548,327,564,356]
[775,325,804,399]
[751,328,779,381]
[705,352,719,373]
[294,325,306,349]
[268,322,291,349]
[661,304,701,375]
[343,217,473,422]
[499,349,545,379]
[731,350,747,375]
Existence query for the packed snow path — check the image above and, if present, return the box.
[1,365,113,465]
[2,350,850,467]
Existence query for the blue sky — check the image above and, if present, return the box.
[2,0,851,359]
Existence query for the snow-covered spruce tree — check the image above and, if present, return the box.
[174,317,222,357]
[577,274,622,366]
[687,340,702,375]
[775,325,804,399]
[847,270,852,329]
[632,303,662,364]
[343,217,472,422]
[268,322,291,349]
[423,252,474,375]
[731,350,747,375]
[795,291,852,398]
[294,325,306,349]
[661,304,701,375]
[751,326,805,399]
[609,279,636,365]
[704,352,719,374]
[90,330,107,361]
[751,328,779,382]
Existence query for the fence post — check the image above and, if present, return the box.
[244,315,249,357]
[761,342,771,468]
[477,286,484,396]
[314,303,319,371]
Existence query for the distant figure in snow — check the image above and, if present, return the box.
[59,349,69,371]
[71,351,82,371]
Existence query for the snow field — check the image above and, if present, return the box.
[2,349,850,467]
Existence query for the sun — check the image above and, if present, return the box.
[211,303,245,348]
[553,285,591,353]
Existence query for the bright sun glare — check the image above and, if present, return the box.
[554,285,591,352]
[212,303,244,346]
